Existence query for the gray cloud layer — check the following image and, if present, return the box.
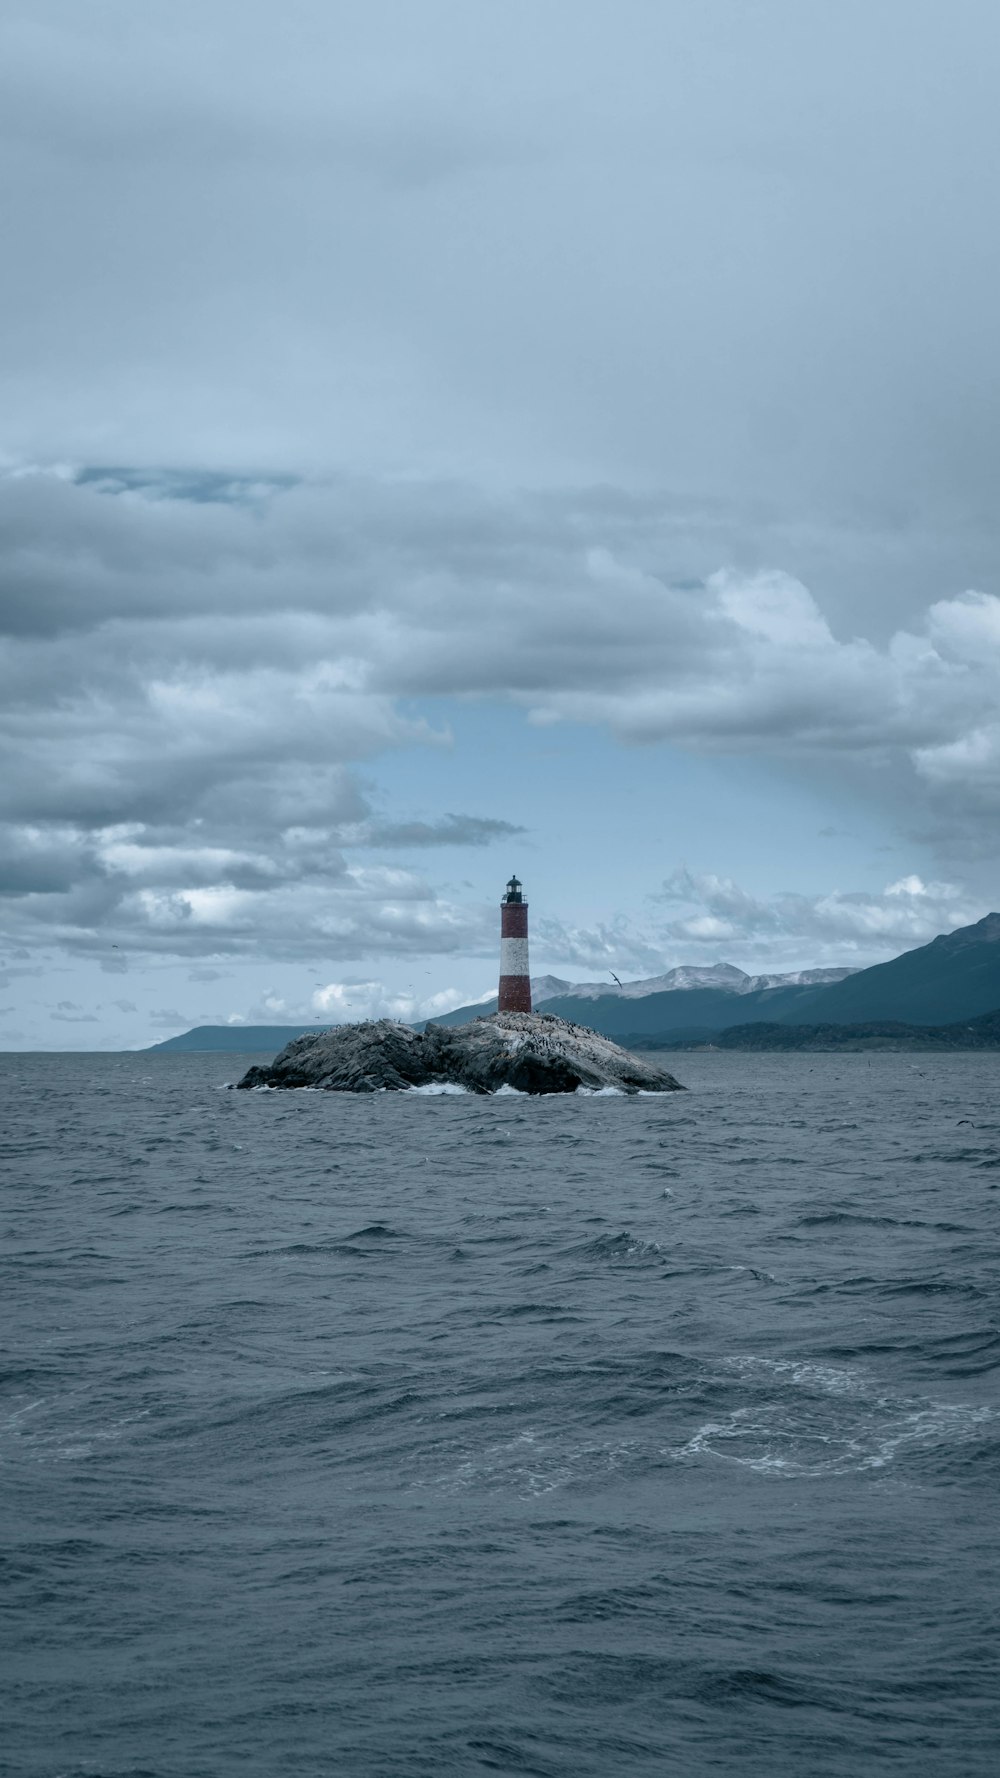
[1,469,997,964]
[5,1,1000,548]
[2,3,1000,1001]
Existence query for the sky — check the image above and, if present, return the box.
[2,0,1000,1048]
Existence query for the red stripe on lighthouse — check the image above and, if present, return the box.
[498,876,532,1013]
[501,902,528,940]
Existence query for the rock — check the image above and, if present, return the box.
[236,1018,429,1093]
[423,1013,685,1095]
[235,1011,685,1095]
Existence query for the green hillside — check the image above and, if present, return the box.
[535,982,817,1035]
[779,912,1000,1026]
[637,1008,1000,1051]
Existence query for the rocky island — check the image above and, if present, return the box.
[235,1011,684,1095]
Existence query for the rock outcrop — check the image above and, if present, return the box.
[235,1011,684,1095]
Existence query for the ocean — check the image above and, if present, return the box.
[2,1050,999,1776]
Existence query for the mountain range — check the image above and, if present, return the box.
[433,913,1000,1040]
[148,913,1000,1051]
[465,961,856,1008]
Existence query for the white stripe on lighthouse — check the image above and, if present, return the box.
[500,936,529,978]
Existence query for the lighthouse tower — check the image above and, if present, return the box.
[498,874,532,1013]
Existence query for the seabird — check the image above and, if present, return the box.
[610,972,623,988]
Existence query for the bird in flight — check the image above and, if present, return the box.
[610,972,623,988]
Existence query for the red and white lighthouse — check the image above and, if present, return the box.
[498,874,532,1013]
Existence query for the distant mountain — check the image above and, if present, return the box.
[432,914,1000,1040]
[526,974,580,1002]
[764,912,1000,1027]
[550,962,752,999]
[634,1007,1000,1052]
[742,967,860,991]
[434,963,856,1028]
[546,962,857,998]
[531,981,818,1037]
[149,1024,327,1053]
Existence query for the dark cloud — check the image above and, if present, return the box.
[75,467,300,505]
[0,836,85,895]
[1,463,999,965]
[361,815,525,849]
[4,2,1000,552]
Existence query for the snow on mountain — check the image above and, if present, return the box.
[741,967,858,991]
[533,964,858,1001]
[528,975,574,1001]
[549,963,747,999]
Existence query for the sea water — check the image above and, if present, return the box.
[2,1050,999,1776]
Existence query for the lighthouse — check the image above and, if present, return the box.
[498,874,532,1013]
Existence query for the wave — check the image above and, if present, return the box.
[674,1354,997,1479]
[572,1230,665,1266]
[797,1211,971,1231]
[408,1426,644,1500]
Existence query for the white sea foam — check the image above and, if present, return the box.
[676,1400,995,1478]
[673,1355,996,1478]
[724,1355,863,1395]
[411,1427,641,1499]
[2,1400,151,1465]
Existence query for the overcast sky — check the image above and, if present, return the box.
[3,0,1000,1048]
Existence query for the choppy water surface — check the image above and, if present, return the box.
[3,1050,999,1776]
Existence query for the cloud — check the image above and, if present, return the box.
[530,916,669,978]
[4,1,1000,541]
[147,1008,188,1029]
[1,467,998,967]
[0,17,507,195]
[0,964,44,988]
[656,867,986,965]
[310,980,467,1024]
[516,564,1000,769]
[196,976,471,1027]
[357,814,525,848]
[6,470,1000,761]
